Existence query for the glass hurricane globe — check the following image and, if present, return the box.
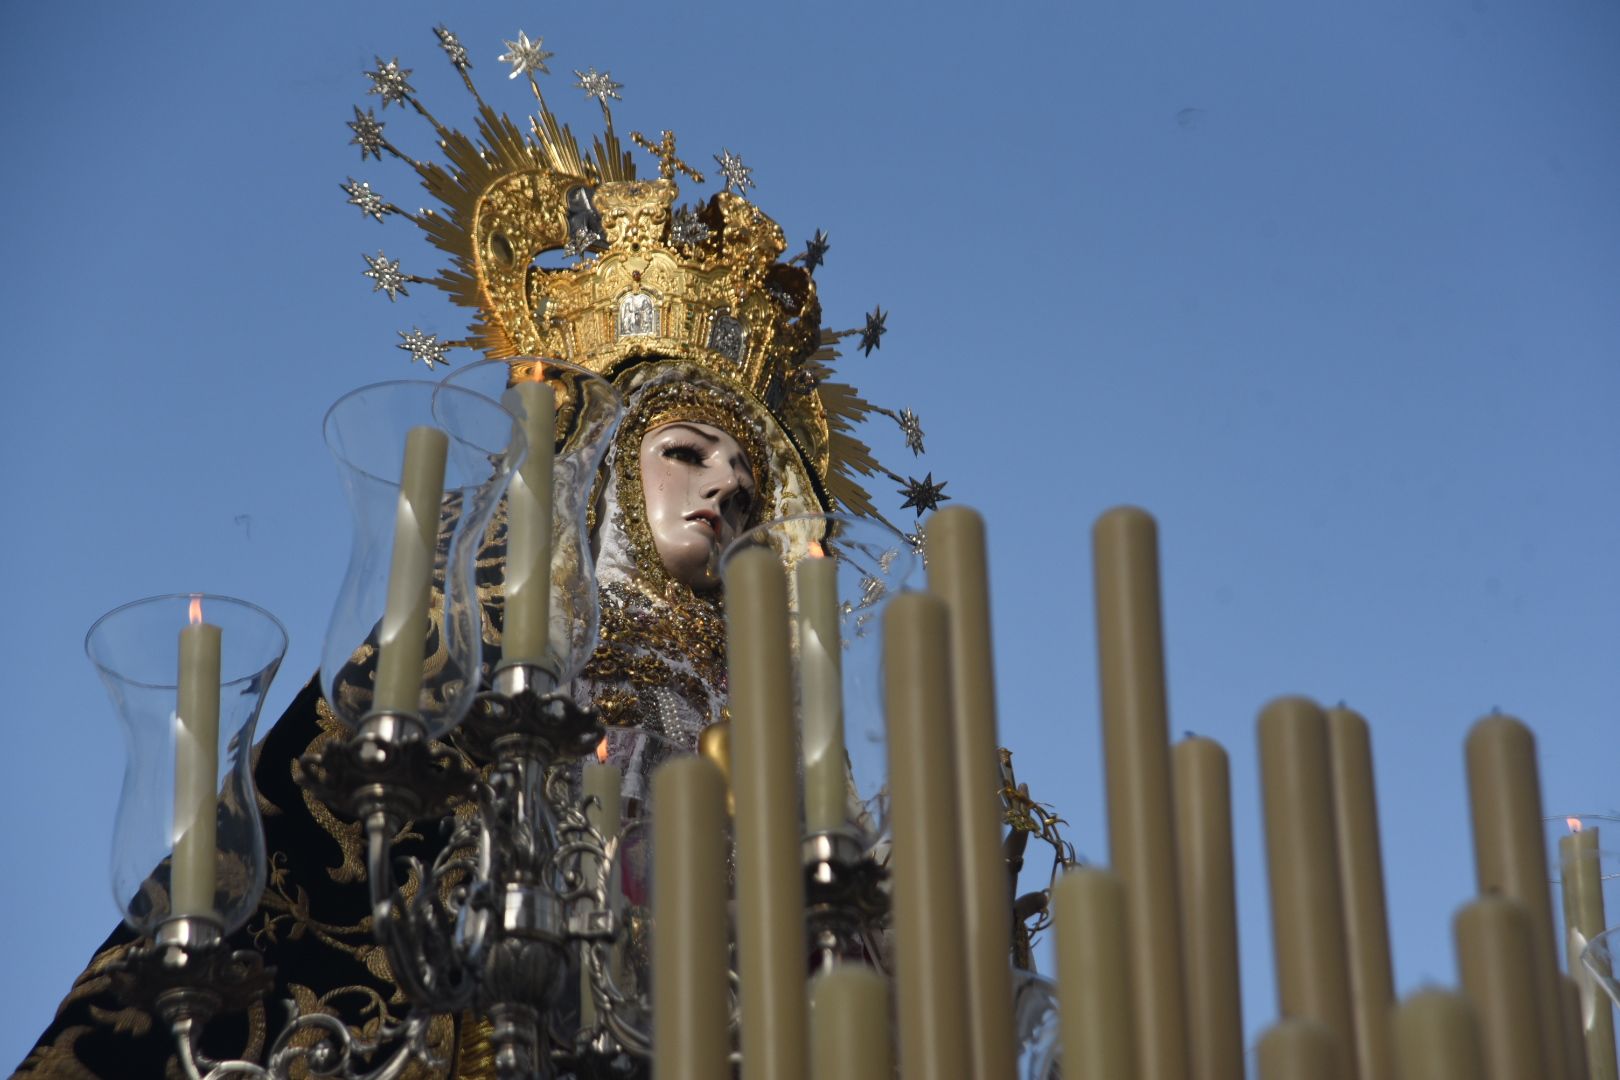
[85,593,287,935]
[437,357,624,683]
[720,512,917,846]
[320,379,523,740]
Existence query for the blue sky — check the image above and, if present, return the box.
[3,0,1617,1070]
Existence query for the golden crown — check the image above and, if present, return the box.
[345,27,944,527]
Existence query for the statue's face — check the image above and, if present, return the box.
[639,421,756,590]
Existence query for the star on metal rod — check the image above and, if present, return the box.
[904,529,928,564]
[574,67,623,105]
[397,328,450,369]
[364,57,415,108]
[361,251,409,301]
[800,229,830,273]
[348,106,386,161]
[499,30,553,79]
[858,306,888,355]
[713,148,755,195]
[897,473,950,514]
[434,25,471,71]
[341,178,389,223]
[896,408,925,455]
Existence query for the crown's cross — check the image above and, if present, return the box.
[632,130,706,185]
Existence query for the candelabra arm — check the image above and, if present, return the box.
[363,811,482,1014]
[804,830,890,969]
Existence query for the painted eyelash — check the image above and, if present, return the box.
[661,441,707,462]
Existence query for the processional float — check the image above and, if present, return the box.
[20,24,1620,1080]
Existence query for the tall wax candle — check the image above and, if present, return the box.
[1561,824,1618,1080]
[1565,975,1597,1080]
[373,425,449,715]
[1392,990,1485,1080]
[651,757,730,1080]
[173,613,221,919]
[1172,736,1244,1080]
[1090,506,1190,1080]
[809,966,893,1080]
[722,547,809,1080]
[795,554,846,834]
[925,506,1017,1080]
[1053,867,1139,1080]
[1256,1019,1343,1080]
[502,379,556,666]
[1466,714,1569,1080]
[1454,894,1547,1080]
[1257,696,1357,1080]
[1326,706,1396,1080]
[883,592,971,1080]
[580,760,622,1028]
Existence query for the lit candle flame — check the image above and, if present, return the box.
[188,594,204,625]
[807,540,825,558]
[1570,816,1584,833]
[596,736,609,763]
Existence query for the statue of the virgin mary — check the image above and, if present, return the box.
[15,27,919,1079]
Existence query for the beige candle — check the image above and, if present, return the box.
[809,966,893,1080]
[1392,989,1485,1080]
[1256,1018,1342,1080]
[1326,705,1396,1080]
[1090,506,1190,1080]
[1053,867,1139,1080]
[580,760,622,1028]
[722,546,809,1080]
[925,506,1016,1080]
[1172,736,1244,1080]
[1562,824,1618,1080]
[1565,975,1597,1080]
[1465,714,1569,1080]
[1257,696,1356,1080]
[1455,894,1547,1080]
[173,613,221,919]
[795,554,846,834]
[652,756,731,1080]
[501,379,556,666]
[373,425,449,715]
[883,591,971,1080]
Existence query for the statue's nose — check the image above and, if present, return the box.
[703,463,744,501]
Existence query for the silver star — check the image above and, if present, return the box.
[563,225,603,257]
[713,148,755,194]
[897,473,949,514]
[364,57,415,108]
[397,327,450,369]
[904,530,928,564]
[897,408,925,455]
[348,106,385,161]
[341,178,387,223]
[434,26,470,71]
[574,67,623,105]
[499,30,553,79]
[802,229,830,272]
[859,306,888,355]
[670,206,710,247]
[362,250,409,301]
[767,282,803,315]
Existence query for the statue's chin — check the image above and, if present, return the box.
[663,546,723,592]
